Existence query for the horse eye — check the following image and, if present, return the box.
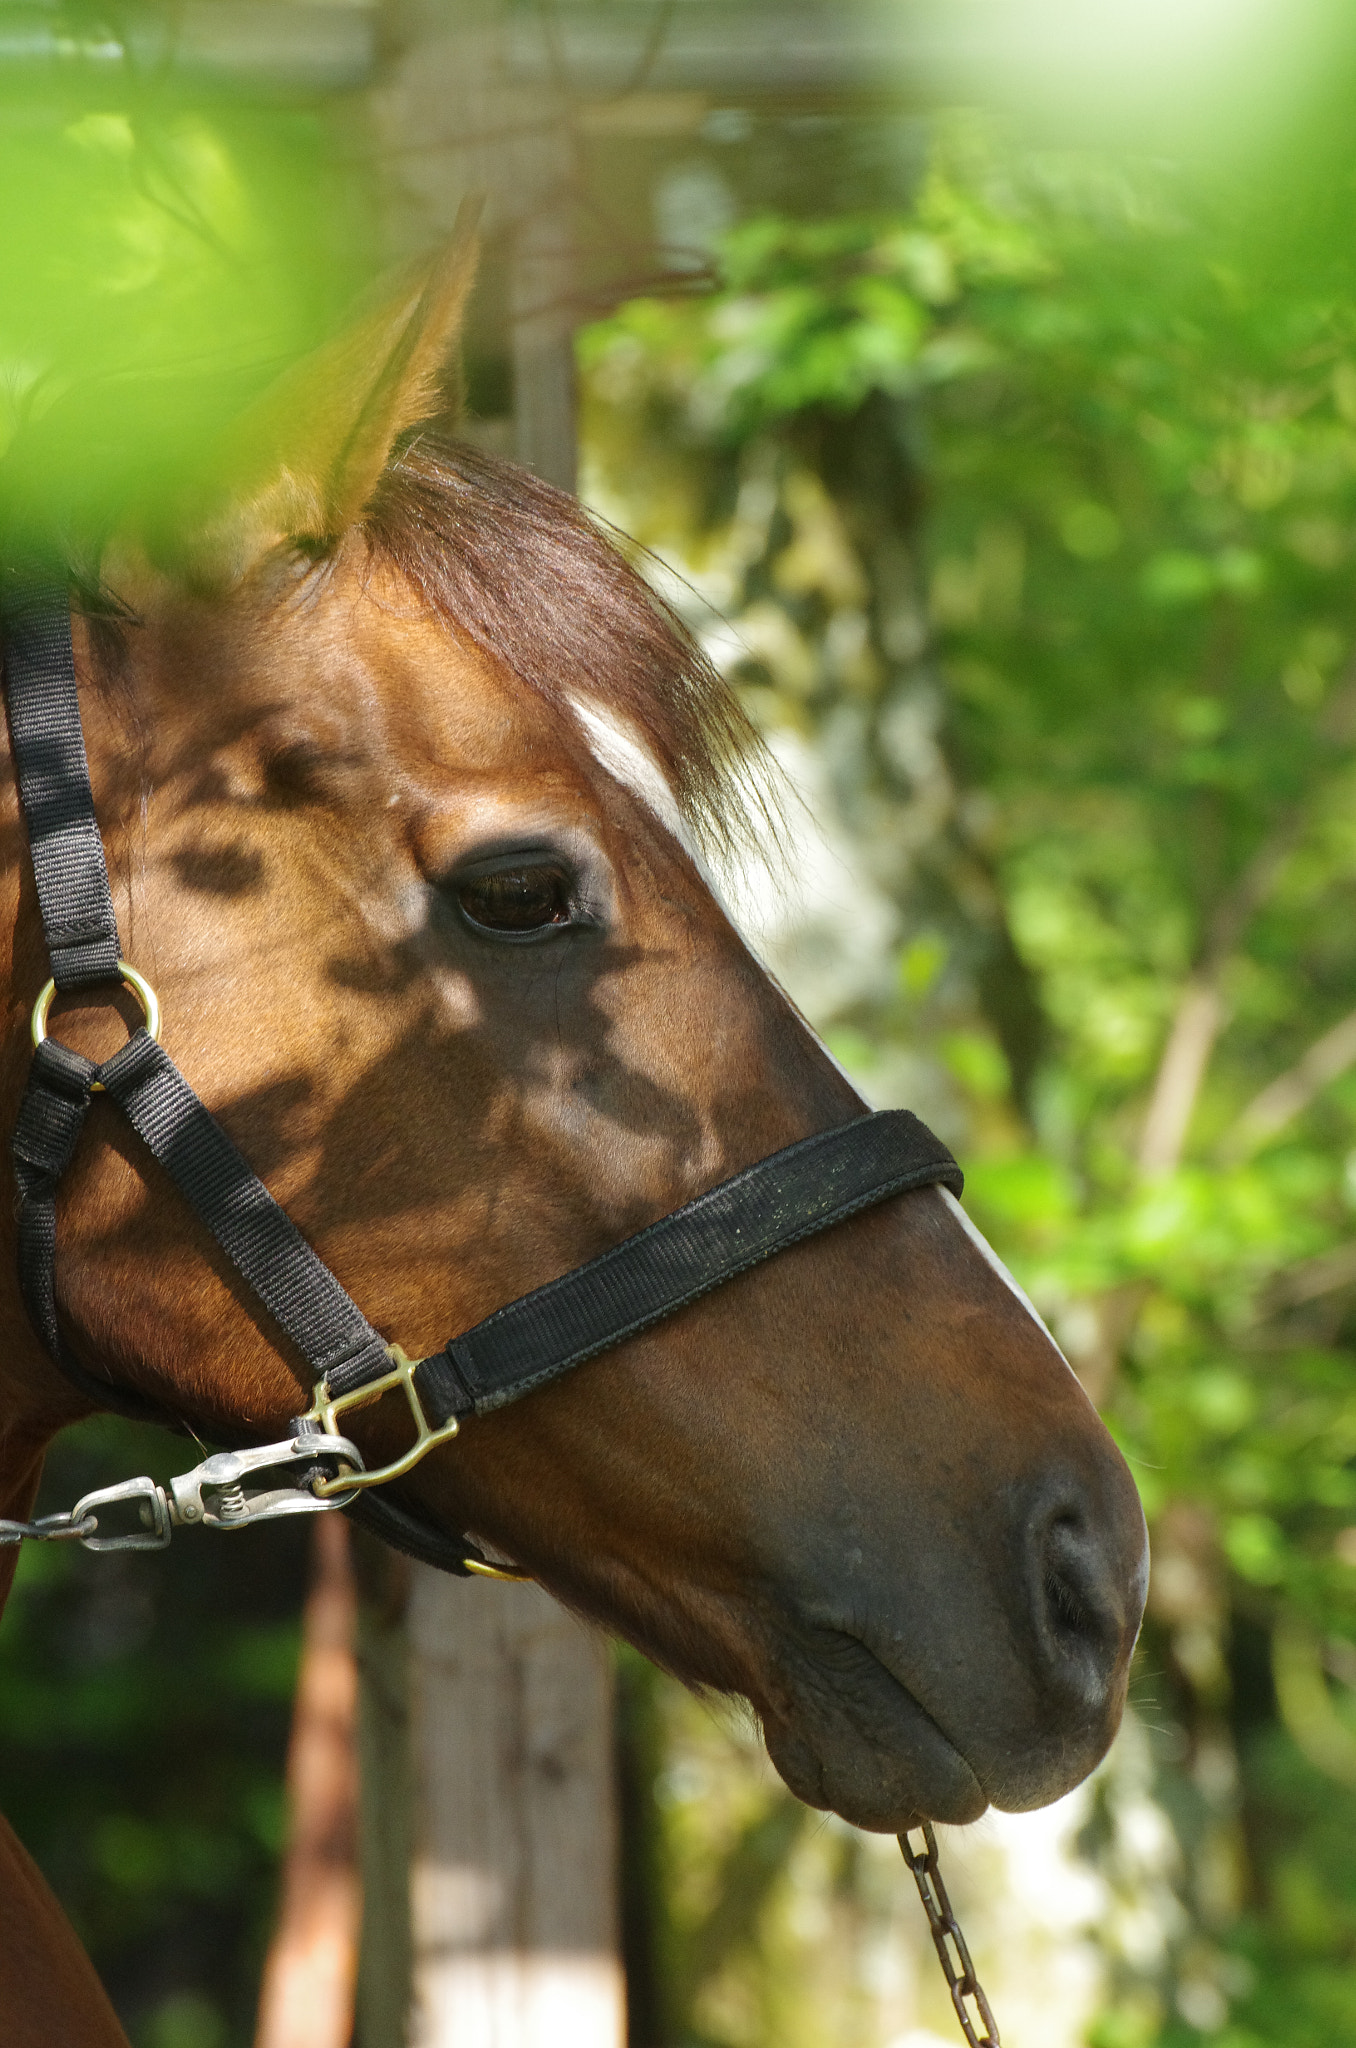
[455,865,574,934]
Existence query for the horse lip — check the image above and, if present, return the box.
[843,1630,980,1776]
[768,1621,988,1829]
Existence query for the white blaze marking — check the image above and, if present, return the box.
[569,704,883,1080]
[571,699,1065,1359]
[568,697,696,854]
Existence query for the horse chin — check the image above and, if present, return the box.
[761,1635,988,1834]
[761,1625,1131,1833]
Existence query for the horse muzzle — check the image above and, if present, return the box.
[758,1456,1149,1834]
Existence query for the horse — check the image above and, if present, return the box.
[0,237,1148,2043]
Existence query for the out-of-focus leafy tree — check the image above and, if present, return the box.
[0,24,375,540]
[581,108,1356,2048]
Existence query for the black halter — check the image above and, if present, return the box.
[0,566,964,1575]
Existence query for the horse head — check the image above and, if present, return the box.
[0,232,1147,1835]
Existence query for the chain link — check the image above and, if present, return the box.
[0,1509,97,1546]
[899,1822,1002,2048]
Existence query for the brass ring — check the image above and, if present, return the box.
[30,961,162,1070]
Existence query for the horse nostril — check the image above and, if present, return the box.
[1044,1556,1093,1636]
[1028,1499,1127,1699]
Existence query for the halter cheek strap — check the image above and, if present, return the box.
[0,568,963,1577]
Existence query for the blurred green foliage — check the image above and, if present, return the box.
[582,108,1356,2046]
[0,20,374,538]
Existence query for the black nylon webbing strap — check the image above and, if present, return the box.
[0,568,121,991]
[13,1037,96,1366]
[11,1037,166,1419]
[97,1032,391,1386]
[416,1110,964,1423]
[345,1491,487,1575]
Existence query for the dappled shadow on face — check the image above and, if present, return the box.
[170,838,267,899]
[302,921,733,1256]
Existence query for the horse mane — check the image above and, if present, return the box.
[364,429,771,863]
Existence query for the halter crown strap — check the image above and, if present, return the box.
[2,574,121,991]
[1,572,964,1580]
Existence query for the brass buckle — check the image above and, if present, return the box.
[305,1347,533,1579]
[31,960,161,1091]
[307,1345,460,1497]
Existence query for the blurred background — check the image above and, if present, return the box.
[7,3,1356,2045]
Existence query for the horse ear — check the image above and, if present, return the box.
[172,196,483,585]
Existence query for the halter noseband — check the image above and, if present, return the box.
[0,568,964,1575]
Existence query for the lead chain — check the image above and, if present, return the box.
[899,1823,1001,2048]
[0,1510,97,1545]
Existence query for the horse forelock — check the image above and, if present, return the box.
[60,429,779,882]
[362,430,775,867]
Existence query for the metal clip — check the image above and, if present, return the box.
[57,1435,366,1553]
[165,1434,365,1531]
[306,1345,459,1497]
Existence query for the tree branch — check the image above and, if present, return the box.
[1137,816,1301,1177]
[1137,978,1227,1177]
[1223,1005,1356,1161]
[1260,1238,1356,1314]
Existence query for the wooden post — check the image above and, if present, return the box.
[406,1575,622,2048]
[400,162,624,2048]
[359,18,624,2029]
